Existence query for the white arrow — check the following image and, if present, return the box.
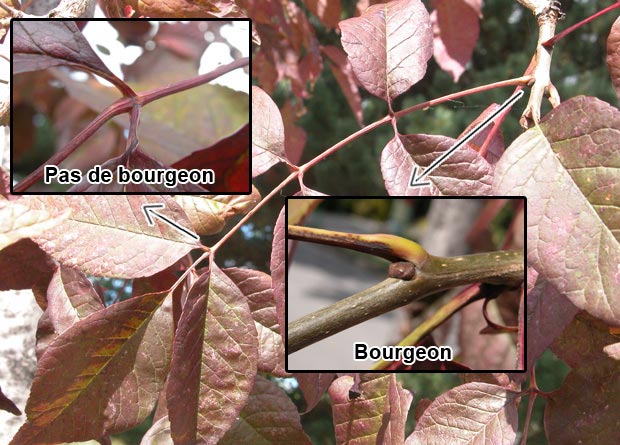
[141,203,199,241]
[410,90,524,188]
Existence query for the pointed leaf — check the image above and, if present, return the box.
[167,265,258,445]
[0,386,21,416]
[493,96,620,325]
[381,134,494,196]
[219,375,312,444]
[10,291,173,445]
[295,373,335,413]
[252,86,286,176]
[46,266,105,333]
[406,382,518,444]
[339,0,433,102]
[270,207,287,340]
[322,45,363,126]
[431,0,480,82]
[330,373,410,444]
[378,375,414,444]
[174,188,261,236]
[29,196,199,278]
[13,20,132,96]
[223,267,287,376]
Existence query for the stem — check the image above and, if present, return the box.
[14,57,249,192]
[211,171,299,254]
[298,76,531,174]
[543,2,620,48]
[287,225,428,264]
[394,76,532,119]
[371,283,483,370]
[299,116,391,172]
[288,250,523,353]
[14,97,134,192]
[521,365,539,445]
[137,58,249,106]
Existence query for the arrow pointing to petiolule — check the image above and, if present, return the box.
[409,90,524,188]
[141,203,199,241]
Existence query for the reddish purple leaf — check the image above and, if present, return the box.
[281,100,308,166]
[219,375,312,444]
[223,267,287,377]
[172,124,250,192]
[431,0,480,82]
[0,386,21,416]
[13,20,132,97]
[526,272,578,372]
[462,103,506,164]
[607,17,620,100]
[305,0,342,29]
[377,375,413,444]
[493,96,620,325]
[174,189,260,236]
[252,86,287,177]
[545,369,620,444]
[551,314,620,377]
[0,198,70,251]
[0,239,56,291]
[29,196,200,278]
[46,266,105,334]
[167,265,258,445]
[381,133,494,196]
[295,373,335,413]
[329,373,411,444]
[10,291,174,445]
[270,207,286,340]
[339,0,433,103]
[322,45,363,126]
[406,382,519,444]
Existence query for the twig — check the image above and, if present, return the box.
[371,283,485,370]
[14,58,250,192]
[518,2,564,128]
[288,250,524,353]
[543,1,620,48]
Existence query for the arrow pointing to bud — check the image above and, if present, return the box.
[409,90,524,188]
[141,203,199,241]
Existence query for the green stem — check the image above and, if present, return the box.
[288,250,523,353]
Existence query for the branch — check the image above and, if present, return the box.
[287,249,524,353]
[518,1,563,128]
[13,57,250,192]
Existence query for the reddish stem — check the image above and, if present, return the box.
[137,58,249,106]
[14,57,249,192]
[14,97,134,192]
[543,1,620,48]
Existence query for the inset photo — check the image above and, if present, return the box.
[10,19,250,194]
[286,197,526,372]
